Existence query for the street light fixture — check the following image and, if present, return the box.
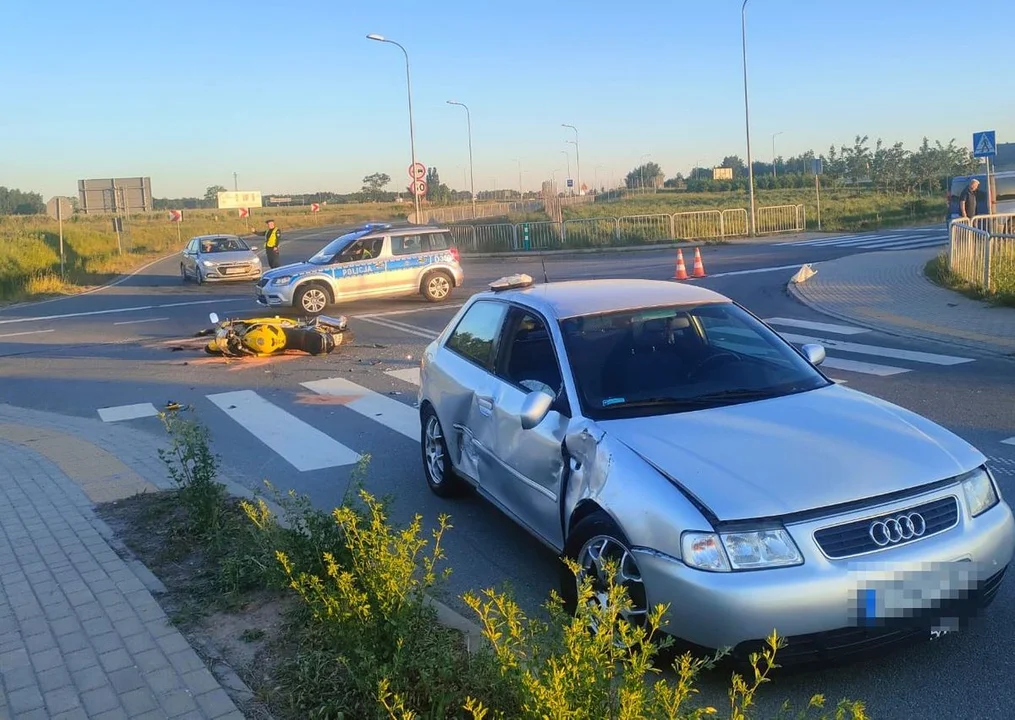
[741,1,757,236]
[367,33,421,223]
[562,124,581,195]
[447,100,476,218]
[772,131,784,179]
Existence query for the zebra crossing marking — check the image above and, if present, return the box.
[301,377,420,441]
[385,367,421,385]
[763,317,870,335]
[97,403,159,422]
[207,389,362,471]
[775,332,975,366]
[819,357,910,377]
[773,229,947,251]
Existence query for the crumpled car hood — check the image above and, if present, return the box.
[597,384,983,522]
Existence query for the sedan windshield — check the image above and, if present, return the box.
[200,237,248,253]
[308,231,365,265]
[559,301,831,419]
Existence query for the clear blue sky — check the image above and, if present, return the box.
[4,0,1013,199]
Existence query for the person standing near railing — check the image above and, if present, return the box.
[959,178,980,222]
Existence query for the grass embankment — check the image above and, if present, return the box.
[567,189,944,233]
[925,252,1015,308]
[101,406,869,720]
[0,203,409,303]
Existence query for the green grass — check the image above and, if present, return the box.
[568,189,944,232]
[0,203,411,302]
[925,251,1015,307]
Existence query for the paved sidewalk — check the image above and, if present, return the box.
[0,404,246,719]
[789,246,1015,359]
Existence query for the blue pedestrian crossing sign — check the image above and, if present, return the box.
[973,131,996,158]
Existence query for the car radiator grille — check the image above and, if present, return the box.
[256,278,270,288]
[813,496,959,559]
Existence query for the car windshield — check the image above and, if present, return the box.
[308,231,367,265]
[559,301,831,419]
[200,237,248,253]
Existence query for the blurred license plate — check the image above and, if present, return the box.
[852,562,985,627]
[224,267,244,275]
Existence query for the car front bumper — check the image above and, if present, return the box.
[201,265,262,282]
[255,281,295,307]
[634,497,1015,664]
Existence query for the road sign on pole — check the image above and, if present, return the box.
[412,180,427,197]
[408,162,426,180]
[973,131,997,158]
[238,208,250,218]
[168,209,183,222]
[566,178,574,189]
[46,197,72,279]
[310,202,320,212]
[812,158,823,175]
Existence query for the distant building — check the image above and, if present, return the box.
[541,180,558,196]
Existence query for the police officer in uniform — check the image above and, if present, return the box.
[264,219,282,268]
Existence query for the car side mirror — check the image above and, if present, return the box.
[520,390,554,430]
[249,245,259,251]
[802,343,825,366]
[209,312,220,325]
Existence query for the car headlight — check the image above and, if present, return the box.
[252,256,262,265]
[271,276,292,285]
[202,260,215,267]
[681,528,803,572]
[962,467,999,518]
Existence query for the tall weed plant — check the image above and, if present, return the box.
[157,405,227,539]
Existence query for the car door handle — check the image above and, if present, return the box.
[476,395,493,416]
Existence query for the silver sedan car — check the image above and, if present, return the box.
[181,234,262,284]
[417,274,1014,665]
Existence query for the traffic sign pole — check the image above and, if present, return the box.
[973,131,998,213]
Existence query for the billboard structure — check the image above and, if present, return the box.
[77,177,153,215]
[712,167,734,180]
[217,191,263,209]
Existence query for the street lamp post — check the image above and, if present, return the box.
[367,34,421,223]
[772,131,784,179]
[741,0,756,236]
[447,100,476,218]
[512,158,522,202]
[233,172,238,191]
[560,150,571,193]
[562,124,580,195]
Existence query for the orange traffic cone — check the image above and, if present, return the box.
[673,249,688,280]
[692,247,707,278]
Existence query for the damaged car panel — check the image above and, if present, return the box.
[417,275,1015,665]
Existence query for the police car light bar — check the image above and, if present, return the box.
[489,273,535,292]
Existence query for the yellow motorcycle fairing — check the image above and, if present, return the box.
[242,323,288,355]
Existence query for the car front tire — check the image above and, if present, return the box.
[420,404,466,497]
[295,284,329,316]
[560,511,650,634]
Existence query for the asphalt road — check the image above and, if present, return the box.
[2,223,1014,718]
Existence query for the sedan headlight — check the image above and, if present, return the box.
[962,467,999,518]
[681,528,803,572]
[201,260,215,267]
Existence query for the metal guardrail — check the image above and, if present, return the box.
[446,204,805,253]
[948,215,1015,294]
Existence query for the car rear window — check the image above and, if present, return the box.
[428,231,452,250]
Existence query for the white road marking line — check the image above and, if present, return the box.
[799,234,901,247]
[355,316,439,339]
[868,238,948,250]
[0,329,55,339]
[357,303,464,318]
[831,379,848,384]
[697,263,812,279]
[301,378,419,441]
[0,298,246,326]
[820,357,911,377]
[385,368,421,386]
[852,235,945,249]
[207,390,361,471]
[1001,438,1015,446]
[97,403,159,422]
[776,332,975,365]
[773,234,885,246]
[764,317,869,335]
[113,317,170,326]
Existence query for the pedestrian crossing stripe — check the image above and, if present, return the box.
[772,229,947,251]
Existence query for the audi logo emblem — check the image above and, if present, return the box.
[869,513,927,546]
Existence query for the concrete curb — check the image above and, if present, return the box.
[786,277,1015,362]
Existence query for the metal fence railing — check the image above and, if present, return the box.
[949,216,1015,294]
[445,203,805,253]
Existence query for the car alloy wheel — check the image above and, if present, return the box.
[299,287,328,314]
[422,272,452,302]
[576,534,649,633]
[420,405,465,497]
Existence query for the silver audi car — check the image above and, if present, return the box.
[417,274,1014,665]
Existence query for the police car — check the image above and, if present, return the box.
[255,223,465,315]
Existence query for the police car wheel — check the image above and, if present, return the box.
[296,285,328,316]
[422,271,453,303]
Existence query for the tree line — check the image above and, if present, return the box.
[622,135,981,195]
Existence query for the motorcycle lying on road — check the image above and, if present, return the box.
[197,312,350,357]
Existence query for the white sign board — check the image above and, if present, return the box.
[217,190,263,209]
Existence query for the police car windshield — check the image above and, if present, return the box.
[308,232,363,265]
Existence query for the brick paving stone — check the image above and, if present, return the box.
[0,415,244,719]
[790,246,1015,357]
